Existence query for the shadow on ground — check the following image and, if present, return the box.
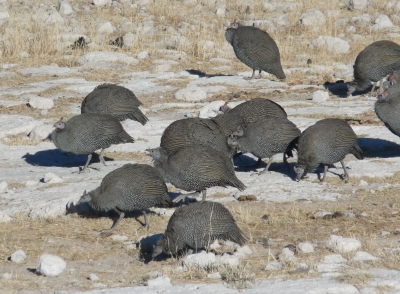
[358,137,400,158]
[323,80,374,98]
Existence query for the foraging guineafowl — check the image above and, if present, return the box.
[77,164,173,235]
[146,146,246,202]
[81,83,148,125]
[294,118,364,182]
[152,201,247,258]
[225,21,286,80]
[52,114,134,173]
[160,117,236,158]
[347,40,400,97]
[375,90,400,137]
[227,117,301,174]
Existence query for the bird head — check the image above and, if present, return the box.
[152,245,163,259]
[146,148,162,160]
[232,125,244,137]
[377,91,389,102]
[219,102,230,113]
[229,20,241,29]
[77,190,92,205]
[53,117,65,129]
[293,165,305,182]
[346,83,356,98]
[227,134,240,147]
[388,74,397,86]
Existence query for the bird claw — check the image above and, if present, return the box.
[99,230,113,238]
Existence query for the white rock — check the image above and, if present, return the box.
[297,242,314,253]
[111,235,129,242]
[322,254,347,264]
[1,273,11,280]
[123,32,138,48]
[326,235,362,253]
[358,180,368,186]
[199,100,224,118]
[28,97,54,110]
[175,86,207,102]
[317,263,348,273]
[314,211,331,218]
[137,50,149,60]
[43,173,64,184]
[352,251,378,262]
[310,36,350,54]
[348,0,368,10]
[88,273,100,281]
[77,52,138,66]
[0,181,7,193]
[183,251,216,269]
[209,239,221,251]
[97,22,115,34]
[25,180,38,187]
[58,1,73,15]
[147,276,171,287]
[352,14,372,27]
[93,0,111,6]
[0,11,10,20]
[18,51,30,58]
[215,6,225,17]
[199,40,216,51]
[265,261,282,270]
[163,36,192,50]
[45,11,64,25]
[312,90,329,102]
[28,125,53,141]
[36,254,66,277]
[371,14,394,32]
[218,254,239,267]
[207,272,221,279]
[297,263,309,270]
[236,245,252,255]
[11,250,26,263]
[278,248,296,263]
[299,10,326,27]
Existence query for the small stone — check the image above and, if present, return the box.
[43,173,64,184]
[198,100,225,119]
[358,180,368,186]
[371,14,394,32]
[209,239,221,251]
[175,86,207,102]
[278,247,296,263]
[18,51,30,58]
[322,254,347,264]
[88,273,99,281]
[137,51,149,60]
[0,181,8,193]
[1,273,12,280]
[314,211,331,218]
[147,276,171,287]
[236,245,252,255]
[25,180,38,187]
[97,22,115,34]
[299,10,326,28]
[218,254,239,266]
[297,263,309,270]
[126,244,137,250]
[312,90,329,102]
[111,235,129,242]
[348,0,368,10]
[183,251,216,269]
[28,97,54,110]
[297,242,314,253]
[58,1,73,15]
[28,125,53,141]
[352,251,378,262]
[0,11,10,21]
[36,254,66,277]
[207,272,221,279]
[326,235,361,253]
[381,231,390,236]
[215,6,225,17]
[265,261,282,271]
[10,250,26,263]
[93,0,111,6]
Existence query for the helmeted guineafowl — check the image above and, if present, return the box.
[152,201,247,258]
[81,83,148,125]
[52,114,134,173]
[375,90,400,137]
[146,146,246,203]
[225,21,286,80]
[77,164,173,235]
[160,117,236,158]
[294,118,364,182]
[214,98,287,136]
[347,40,400,97]
[227,117,301,174]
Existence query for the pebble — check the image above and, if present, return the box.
[297,242,314,253]
[207,272,221,279]
[265,261,282,271]
[36,254,66,277]
[312,90,329,102]
[0,181,8,193]
[28,97,54,110]
[111,235,129,242]
[147,276,171,287]
[183,251,216,269]
[326,235,361,253]
[43,173,64,184]
[352,251,378,262]
[88,273,100,281]
[1,273,12,280]
[278,247,296,263]
[10,249,26,263]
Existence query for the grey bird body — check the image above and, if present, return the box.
[225,22,285,80]
[81,83,148,125]
[347,40,400,97]
[375,90,400,137]
[77,163,173,234]
[153,201,247,257]
[160,117,235,158]
[52,114,134,172]
[147,146,246,202]
[228,117,301,174]
[294,119,364,182]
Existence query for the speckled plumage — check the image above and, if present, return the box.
[375,90,400,137]
[81,83,148,125]
[295,119,364,182]
[78,164,173,233]
[153,201,247,256]
[225,23,285,80]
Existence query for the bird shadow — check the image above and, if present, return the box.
[234,154,294,178]
[323,80,373,98]
[186,69,234,78]
[22,149,114,167]
[357,138,400,158]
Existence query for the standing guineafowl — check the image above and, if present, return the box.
[146,146,246,202]
[347,40,400,97]
[375,90,400,137]
[81,83,148,125]
[225,21,286,80]
[52,114,134,173]
[227,117,301,174]
[77,164,173,235]
[160,117,236,158]
[294,118,364,182]
[152,201,247,258]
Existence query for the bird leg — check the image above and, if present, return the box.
[79,154,93,173]
[320,165,328,182]
[100,208,125,237]
[138,210,150,230]
[99,148,107,166]
[251,69,256,79]
[370,82,377,96]
[254,156,274,176]
[340,160,349,183]
[377,78,385,95]
[283,152,291,173]
[256,70,262,79]
[201,190,207,201]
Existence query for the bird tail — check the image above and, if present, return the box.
[230,226,248,246]
[119,131,135,143]
[285,136,299,158]
[230,177,246,191]
[352,144,365,160]
[129,108,149,125]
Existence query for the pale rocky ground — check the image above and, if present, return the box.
[1,0,400,293]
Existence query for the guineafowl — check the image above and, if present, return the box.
[225,21,286,80]
[347,40,400,97]
[160,117,236,158]
[214,98,287,136]
[375,90,400,137]
[81,83,148,125]
[52,114,134,173]
[227,117,301,174]
[146,146,246,203]
[152,201,247,258]
[294,118,364,182]
[77,164,173,235]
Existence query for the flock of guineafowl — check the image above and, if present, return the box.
[49,21,400,258]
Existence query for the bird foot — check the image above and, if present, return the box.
[138,224,150,231]
[98,230,114,237]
